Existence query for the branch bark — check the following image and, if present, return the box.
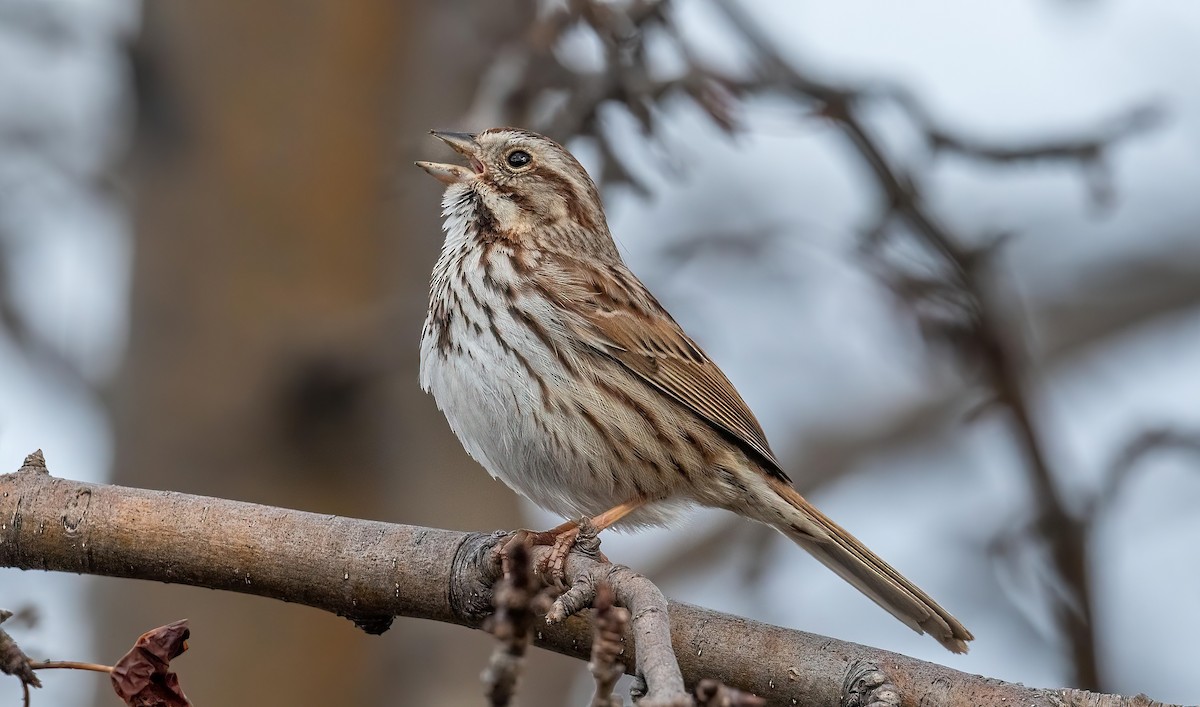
[0,452,1174,707]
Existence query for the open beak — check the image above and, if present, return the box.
[415,130,485,185]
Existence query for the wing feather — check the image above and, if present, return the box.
[536,255,788,481]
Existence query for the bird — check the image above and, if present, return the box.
[415,127,973,653]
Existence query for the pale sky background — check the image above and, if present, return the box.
[3,0,1199,704]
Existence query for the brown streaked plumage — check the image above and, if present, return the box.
[416,127,974,653]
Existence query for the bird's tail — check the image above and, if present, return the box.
[757,477,973,653]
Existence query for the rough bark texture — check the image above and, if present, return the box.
[0,456,1174,707]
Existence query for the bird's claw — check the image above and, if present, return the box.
[496,518,608,587]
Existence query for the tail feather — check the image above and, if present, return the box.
[764,478,973,653]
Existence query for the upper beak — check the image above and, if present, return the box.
[415,130,484,185]
[431,130,480,157]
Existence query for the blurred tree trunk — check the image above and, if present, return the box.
[100,1,579,704]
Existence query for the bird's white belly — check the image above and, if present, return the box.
[420,313,596,520]
[420,317,693,529]
[420,319,535,479]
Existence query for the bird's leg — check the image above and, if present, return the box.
[541,497,647,582]
[516,518,580,547]
[499,498,647,582]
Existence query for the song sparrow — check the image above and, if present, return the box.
[416,128,973,653]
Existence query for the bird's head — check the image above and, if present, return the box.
[416,127,610,248]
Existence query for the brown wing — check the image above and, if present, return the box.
[538,255,789,482]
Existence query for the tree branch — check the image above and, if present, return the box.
[0,452,1174,707]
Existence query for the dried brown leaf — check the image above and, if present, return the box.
[109,620,191,707]
[0,610,42,694]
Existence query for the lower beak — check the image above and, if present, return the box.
[415,160,476,185]
[415,130,484,185]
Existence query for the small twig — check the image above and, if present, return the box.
[29,660,114,674]
[1095,428,1200,514]
[922,104,1162,209]
[588,583,629,707]
[482,542,546,707]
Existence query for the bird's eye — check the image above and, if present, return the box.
[506,150,532,169]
